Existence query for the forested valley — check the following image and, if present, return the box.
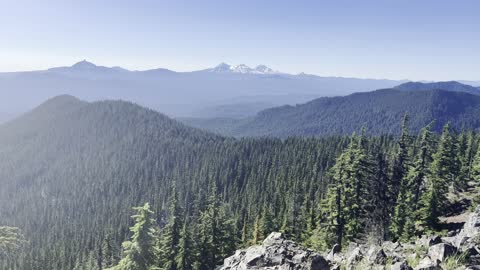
[184,86,480,137]
[1,96,480,270]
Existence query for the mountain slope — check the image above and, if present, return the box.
[184,89,480,137]
[395,81,480,95]
[0,96,349,269]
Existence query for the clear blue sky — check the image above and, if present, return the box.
[1,0,479,80]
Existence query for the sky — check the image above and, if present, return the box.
[0,0,479,81]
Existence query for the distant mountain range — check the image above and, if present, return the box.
[0,60,407,122]
[207,63,278,74]
[183,81,480,137]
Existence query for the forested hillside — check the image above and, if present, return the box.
[184,88,480,137]
[395,81,480,95]
[1,97,480,270]
[0,96,349,269]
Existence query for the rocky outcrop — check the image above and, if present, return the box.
[415,256,441,270]
[219,207,480,270]
[427,243,457,262]
[219,232,330,270]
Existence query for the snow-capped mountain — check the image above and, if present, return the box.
[0,60,409,121]
[208,63,279,74]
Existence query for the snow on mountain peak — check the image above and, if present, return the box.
[232,64,254,73]
[255,65,275,74]
[210,63,278,74]
[212,62,232,72]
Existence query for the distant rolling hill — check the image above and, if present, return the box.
[183,87,480,137]
[0,60,406,119]
[395,81,480,95]
[0,95,346,269]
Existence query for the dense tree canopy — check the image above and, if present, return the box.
[1,96,479,269]
[185,89,480,137]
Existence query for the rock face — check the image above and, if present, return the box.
[219,207,480,270]
[391,261,412,270]
[453,206,480,248]
[219,232,330,270]
[427,243,457,262]
[415,256,441,270]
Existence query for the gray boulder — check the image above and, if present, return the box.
[219,232,330,270]
[454,206,480,248]
[428,236,443,247]
[414,256,442,270]
[326,244,343,264]
[366,246,387,265]
[391,261,412,270]
[346,247,362,270]
[463,244,480,265]
[427,243,457,262]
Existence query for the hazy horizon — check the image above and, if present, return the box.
[1,0,479,81]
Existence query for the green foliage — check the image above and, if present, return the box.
[418,124,458,229]
[187,89,480,138]
[390,114,413,240]
[390,122,435,240]
[108,203,159,270]
[158,186,183,270]
[0,226,26,256]
[175,220,193,270]
[441,252,467,270]
[1,97,478,269]
[472,143,480,183]
[314,131,376,248]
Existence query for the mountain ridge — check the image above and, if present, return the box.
[395,81,480,95]
[183,87,480,137]
[0,95,348,269]
[0,60,408,120]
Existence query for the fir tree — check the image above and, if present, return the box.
[367,152,390,241]
[251,215,262,245]
[456,132,474,190]
[260,203,275,238]
[390,114,411,211]
[391,122,435,240]
[472,143,480,183]
[315,132,375,248]
[175,220,193,270]
[158,186,183,270]
[108,203,159,270]
[419,123,458,229]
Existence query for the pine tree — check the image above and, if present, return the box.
[343,131,375,243]
[315,132,375,248]
[472,143,480,183]
[367,152,390,241]
[391,122,435,240]
[195,181,225,270]
[456,132,474,191]
[217,205,236,260]
[419,123,458,229]
[409,123,435,208]
[240,218,248,247]
[251,215,262,245]
[390,114,411,211]
[260,203,274,238]
[390,183,411,240]
[404,123,435,238]
[175,220,193,270]
[100,234,118,269]
[108,203,159,270]
[158,186,183,270]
